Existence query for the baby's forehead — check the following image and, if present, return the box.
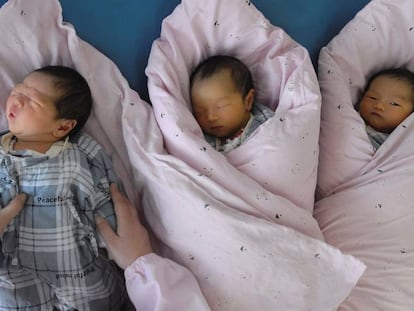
[373,74,411,86]
[24,71,51,82]
[22,72,56,90]
[196,69,237,89]
[194,67,232,81]
[369,75,413,93]
[19,72,61,102]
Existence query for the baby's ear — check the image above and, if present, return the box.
[244,88,255,111]
[53,119,77,138]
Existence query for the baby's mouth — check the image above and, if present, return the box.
[210,126,225,134]
[370,112,382,118]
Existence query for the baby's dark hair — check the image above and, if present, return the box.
[33,65,92,137]
[365,68,414,106]
[190,55,254,98]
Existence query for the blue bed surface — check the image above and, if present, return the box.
[0,0,370,100]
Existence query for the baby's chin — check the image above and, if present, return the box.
[7,124,17,133]
[205,127,229,138]
[6,125,24,138]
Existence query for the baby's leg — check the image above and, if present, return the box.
[0,267,55,310]
[52,258,127,311]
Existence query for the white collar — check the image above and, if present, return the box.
[1,132,72,157]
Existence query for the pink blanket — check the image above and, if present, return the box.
[0,0,365,309]
[147,0,323,239]
[315,0,414,309]
[124,0,365,309]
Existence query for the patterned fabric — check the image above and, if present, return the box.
[0,133,126,310]
[365,125,389,151]
[205,102,275,153]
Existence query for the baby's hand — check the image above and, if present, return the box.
[0,193,27,234]
[95,184,152,269]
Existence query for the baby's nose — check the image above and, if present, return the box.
[373,101,385,110]
[207,110,218,121]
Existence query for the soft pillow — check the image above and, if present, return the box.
[316,0,414,309]
[0,0,141,203]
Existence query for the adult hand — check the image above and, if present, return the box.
[95,184,153,269]
[0,193,27,234]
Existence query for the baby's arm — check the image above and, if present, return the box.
[0,193,26,261]
[78,135,120,248]
[0,194,26,234]
[89,152,119,247]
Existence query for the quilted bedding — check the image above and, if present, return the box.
[0,0,366,309]
[123,0,366,309]
[315,0,414,309]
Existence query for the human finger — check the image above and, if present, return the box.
[95,215,118,245]
[110,184,138,227]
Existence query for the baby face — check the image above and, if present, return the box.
[6,72,62,141]
[359,75,414,133]
[191,69,253,139]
